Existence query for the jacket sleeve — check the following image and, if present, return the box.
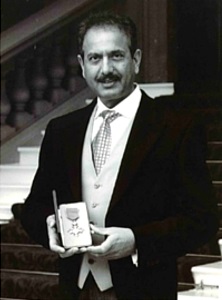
[132,116,219,266]
[21,120,55,249]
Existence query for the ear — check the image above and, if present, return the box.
[133,49,142,75]
[77,54,85,78]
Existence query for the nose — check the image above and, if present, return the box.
[101,57,113,75]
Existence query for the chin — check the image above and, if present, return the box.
[99,89,124,100]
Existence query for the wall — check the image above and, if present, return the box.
[175,0,221,94]
[121,0,221,95]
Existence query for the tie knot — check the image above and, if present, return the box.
[100,110,120,123]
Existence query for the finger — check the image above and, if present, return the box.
[59,246,86,258]
[90,224,109,236]
[86,245,105,256]
[78,247,87,253]
[59,247,78,258]
[87,241,111,256]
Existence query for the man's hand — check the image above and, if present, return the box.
[86,224,136,260]
[46,215,87,258]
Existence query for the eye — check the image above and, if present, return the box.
[112,52,124,61]
[88,54,101,63]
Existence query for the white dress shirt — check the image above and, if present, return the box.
[92,84,142,149]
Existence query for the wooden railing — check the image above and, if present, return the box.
[1,0,105,64]
[1,0,116,147]
[0,0,122,164]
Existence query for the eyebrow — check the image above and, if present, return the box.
[87,49,126,57]
[110,50,125,55]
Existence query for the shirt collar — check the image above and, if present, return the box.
[95,84,142,120]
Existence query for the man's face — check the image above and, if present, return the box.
[78,25,142,108]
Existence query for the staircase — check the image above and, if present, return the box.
[0,141,41,224]
[1,240,60,300]
[177,106,222,299]
[0,134,60,299]
[1,104,222,299]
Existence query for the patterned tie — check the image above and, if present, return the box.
[92,110,120,175]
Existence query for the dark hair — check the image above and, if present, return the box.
[78,11,138,57]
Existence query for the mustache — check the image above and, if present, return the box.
[97,73,121,83]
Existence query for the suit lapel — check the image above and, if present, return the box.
[62,101,96,202]
[61,92,164,208]
[110,92,165,210]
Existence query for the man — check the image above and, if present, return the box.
[21,12,218,300]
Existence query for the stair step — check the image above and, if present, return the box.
[177,255,221,284]
[1,220,36,244]
[0,298,31,300]
[0,206,14,224]
[178,257,222,299]
[0,184,32,224]
[1,243,58,272]
[178,288,220,299]
[213,181,222,204]
[0,185,30,204]
[191,261,222,286]
[0,185,30,223]
[178,282,195,292]
[207,161,222,181]
[207,142,222,160]
[17,147,40,165]
[0,297,34,300]
[0,164,36,185]
[0,269,59,300]
[202,110,222,124]
[218,205,222,227]
[219,239,222,257]
[191,231,222,256]
[207,124,222,141]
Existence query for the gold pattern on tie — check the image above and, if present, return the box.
[92,110,120,175]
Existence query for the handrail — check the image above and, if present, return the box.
[0,87,94,164]
[0,0,104,64]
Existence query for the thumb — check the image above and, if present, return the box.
[47,215,55,228]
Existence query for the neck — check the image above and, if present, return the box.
[100,85,136,108]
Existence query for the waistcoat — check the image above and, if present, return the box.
[78,109,132,291]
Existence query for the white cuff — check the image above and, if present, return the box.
[131,249,138,267]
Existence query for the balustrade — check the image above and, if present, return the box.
[47,41,67,104]
[0,80,15,142]
[28,45,51,117]
[0,0,123,144]
[64,36,83,96]
[6,54,33,130]
[0,32,85,142]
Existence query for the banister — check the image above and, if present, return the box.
[0,0,105,64]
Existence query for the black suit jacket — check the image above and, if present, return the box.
[21,91,218,300]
